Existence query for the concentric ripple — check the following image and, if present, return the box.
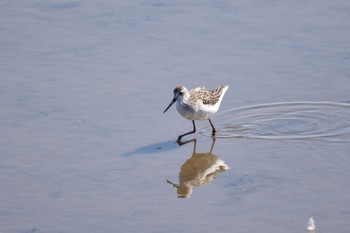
[200,102,350,141]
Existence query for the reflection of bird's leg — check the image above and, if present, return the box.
[192,138,197,155]
[209,137,216,154]
[177,120,196,143]
[166,179,179,188]
[208,119,216,136]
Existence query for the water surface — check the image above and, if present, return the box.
[1,1,350,233]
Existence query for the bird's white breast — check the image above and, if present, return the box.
[176,100,217,120]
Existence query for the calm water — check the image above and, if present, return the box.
[1,1,350,233]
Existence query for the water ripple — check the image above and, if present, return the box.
[200,102,350,141]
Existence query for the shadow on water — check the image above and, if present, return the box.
[200,101,350,142]
[123,140,179,157]
[166,138,229,198]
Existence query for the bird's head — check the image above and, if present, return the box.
[163,86,188,113]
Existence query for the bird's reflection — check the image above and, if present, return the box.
[167,138,229,198]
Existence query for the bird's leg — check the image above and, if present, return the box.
[177,120,196,143]
[208,119,216,136]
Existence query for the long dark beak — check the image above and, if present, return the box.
[163,98,176,113]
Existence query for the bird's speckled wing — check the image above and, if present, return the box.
[189,85,227,105]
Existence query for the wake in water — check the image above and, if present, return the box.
[199,101,350,141]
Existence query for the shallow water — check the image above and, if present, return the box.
[201,101,350,141]
[1,1,350,233]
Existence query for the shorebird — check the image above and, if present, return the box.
[163,85,229,142]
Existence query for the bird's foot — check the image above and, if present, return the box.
[176,135,183,143]
[177,137,196,146]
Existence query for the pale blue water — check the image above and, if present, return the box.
[1,1,350,233]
